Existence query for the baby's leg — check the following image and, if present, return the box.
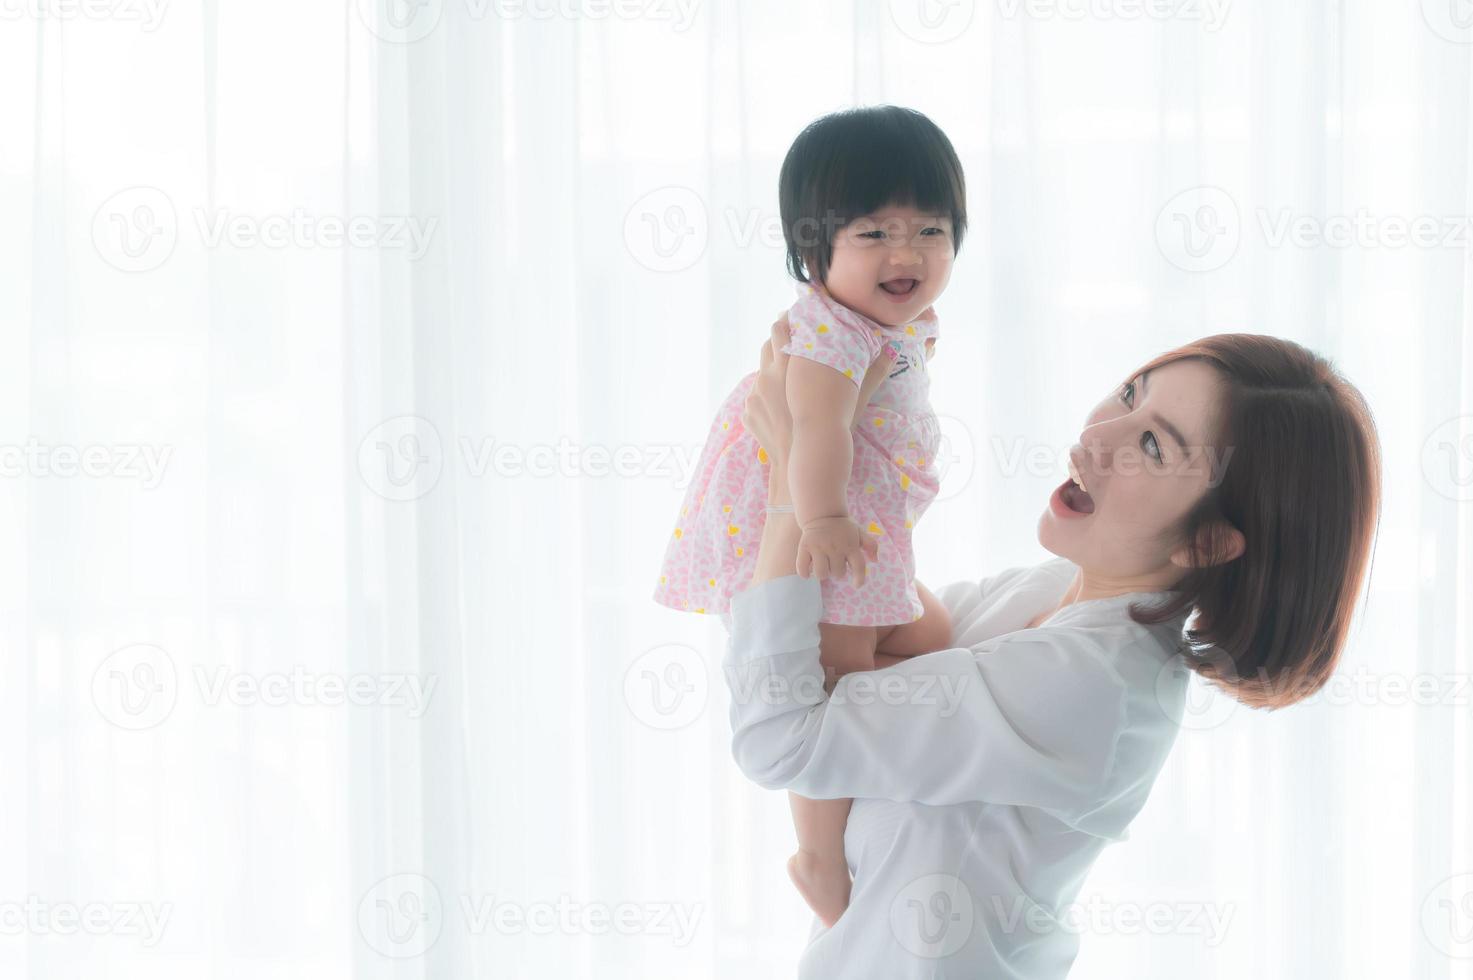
[813,621,876,692]
[874,579,954,660]
[786,795,853,928]
[785,621,873,927]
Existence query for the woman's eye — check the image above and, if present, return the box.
[1119,380,1136,406]
[1141,431,1162,462]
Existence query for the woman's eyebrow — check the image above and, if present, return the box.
[1152,413,1189,455]
[1139,370,1189,454]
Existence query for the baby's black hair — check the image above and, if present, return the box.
[778,105,967,285]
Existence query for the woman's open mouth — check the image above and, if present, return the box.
[1049,476,1096,517]
[878,278,919,301]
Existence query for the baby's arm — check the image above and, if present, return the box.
[784,357,862,529]
[784,358,882,585]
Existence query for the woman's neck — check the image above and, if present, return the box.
[1028,566,1180,627]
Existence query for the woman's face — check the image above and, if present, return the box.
[1037,358,1230,581]
[822,203,954,328]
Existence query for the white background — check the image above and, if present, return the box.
[1,0,1471,977]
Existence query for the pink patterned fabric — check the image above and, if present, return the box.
[653,282,942,627]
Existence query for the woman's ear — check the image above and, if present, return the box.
[1169,520,1245,569]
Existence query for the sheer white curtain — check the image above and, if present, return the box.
[2,1,1469,978]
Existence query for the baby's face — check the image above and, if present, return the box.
[823,203,955,327]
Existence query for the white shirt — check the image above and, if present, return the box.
[722,557,1194,979]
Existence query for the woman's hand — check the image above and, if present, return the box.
[798,514,878,586]
[741,314,797,473]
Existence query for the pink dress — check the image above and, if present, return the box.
[652,282,943,627]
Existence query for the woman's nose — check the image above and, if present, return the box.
[1077,429,1115,475]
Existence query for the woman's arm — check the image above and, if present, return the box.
[744,321,804,588]
[722,579,1131,814]
[750,448,804,587]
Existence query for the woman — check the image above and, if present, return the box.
[724,319,1381,977]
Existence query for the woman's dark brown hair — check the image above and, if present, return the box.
[1128,334,1382,709]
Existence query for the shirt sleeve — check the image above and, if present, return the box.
[781,307,888,388]
[932,566,1029,629]
[722,574,1131,820]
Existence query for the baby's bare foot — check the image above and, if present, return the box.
[787,849,851,928]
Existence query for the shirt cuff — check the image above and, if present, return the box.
[726,574,823,663]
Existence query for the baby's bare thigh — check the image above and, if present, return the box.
[875,580,954,660]
[816,622,878,691]
[817,581,955,680]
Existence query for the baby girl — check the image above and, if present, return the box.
[653,104,968,927]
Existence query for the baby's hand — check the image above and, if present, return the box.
[796,515,881,587]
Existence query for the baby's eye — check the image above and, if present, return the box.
[920,227,944,236]
[859,230,886,240]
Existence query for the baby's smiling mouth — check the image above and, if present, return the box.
[879,278,919,297]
